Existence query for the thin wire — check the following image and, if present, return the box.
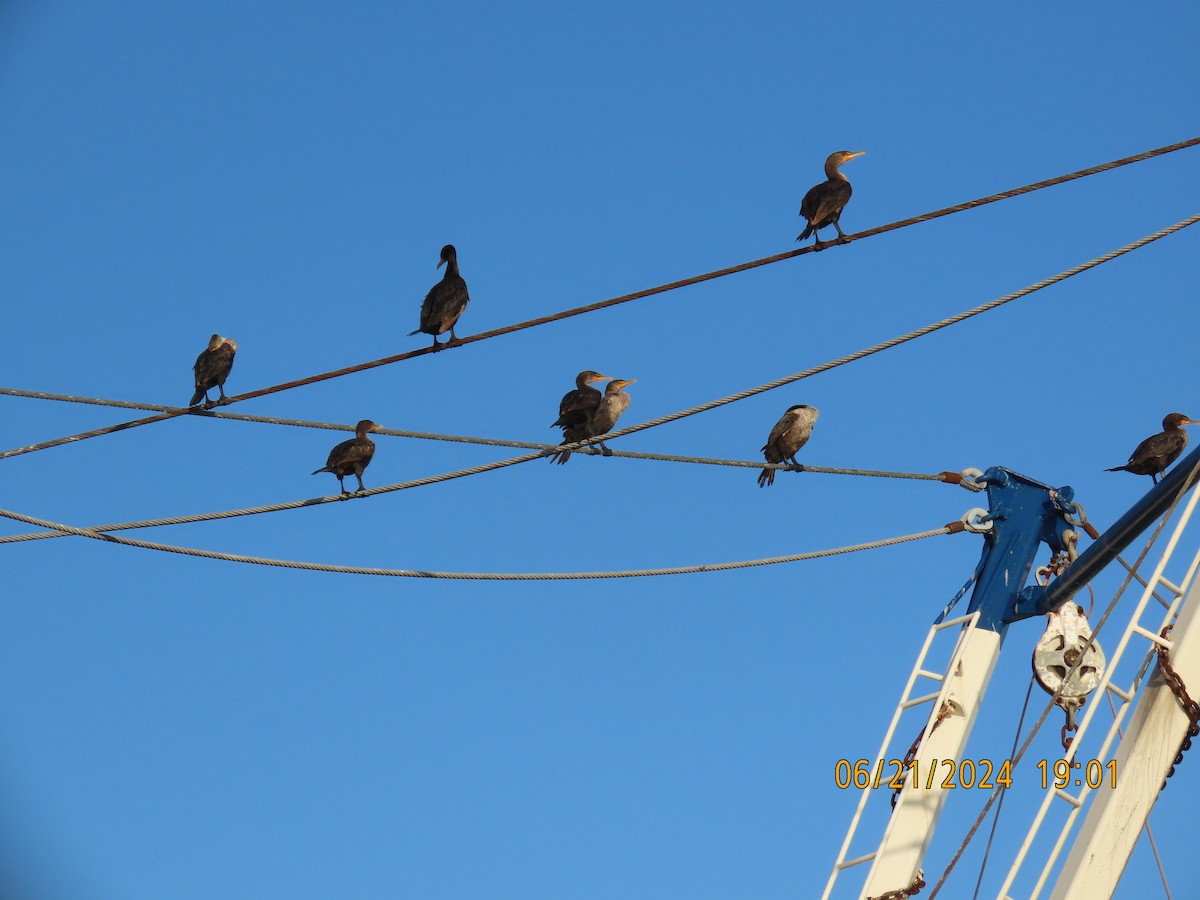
[928,473,1197,897]
[970,677,1035,900]
[0,506,960,580]
[4,137,1197,462]
[0,387,955,481]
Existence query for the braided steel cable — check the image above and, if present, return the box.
[0,212,1189,554]
[0,506,962,580]
[3,138,1197,462]
[594,213,1200,446]
[4,212,1197,478]
[0,451,962,546]
[0,385,957,476]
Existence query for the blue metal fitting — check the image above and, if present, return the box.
[964,467,1076,632]
[979,467,1009,488]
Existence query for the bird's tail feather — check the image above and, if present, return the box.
[407,328,422,336]
[757,468,775,488]
[1105,465,1127,473]
[796,223,813,242]
[189,388,205,407]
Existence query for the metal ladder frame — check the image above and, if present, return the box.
[822,609,982,899]
[997,483,1200,899]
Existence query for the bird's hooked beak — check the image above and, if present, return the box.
[1183,417,1200,426]
[437,258,446,269]
[589,374,614,384]
[846,150,866,161]
[370,423,384,433]
[616,378,636,390]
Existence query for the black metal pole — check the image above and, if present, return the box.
[1011,445,1200,620]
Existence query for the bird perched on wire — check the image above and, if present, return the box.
[585,378,636,456]
[796,150,865,248]
[1106,413,1199,483]
[758,404,819,487]
[552,378,636,463]
[409,244,470,351]
[549,370,612,465]
[312,419,382,494]
[189,334,238,407]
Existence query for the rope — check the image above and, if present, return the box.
[582,213,1200,445]
[1,214,1190,555]
[3,137,1196,462]
[0,388,956,480]
[0,451,550,544]
[0,506,960,580]
[0,452,959,546]
[5,210,1196,489]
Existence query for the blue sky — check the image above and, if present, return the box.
[2,3,1199,898]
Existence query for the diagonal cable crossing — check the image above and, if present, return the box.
[3,138,1197,463]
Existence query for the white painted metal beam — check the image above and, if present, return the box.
[1048,574,1200,900]
[861,627,1004,898]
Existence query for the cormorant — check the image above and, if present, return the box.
[758,404,819,487]
[1106,413,1199,483]
[549,370,612,465]
[551,378,635,463]
[189,334,238,407]
[797,150,865,248]
[585,378,636,456]
[409,244,469,351]
[312,419,382,494]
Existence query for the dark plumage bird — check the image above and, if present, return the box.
[549,370,612,465]
[189,334,238,407]
[409,244,470,351]
[797,150,865,248]
[1106,413,1199,483]
[758,404,819,487]
[551,378,635,463]
[312,419,382,494]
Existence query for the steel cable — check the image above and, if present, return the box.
[557,213,1200,446]
[0,450,957,545]
[4,138,1197,462]
[0,506,961,580]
